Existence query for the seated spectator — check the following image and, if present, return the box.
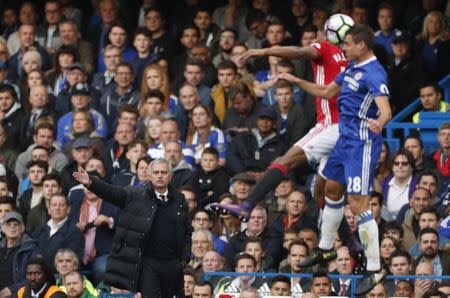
[0,124,18,173]
[382,149,418,221]
[230,172,256,205]
[140,64,178,115]
[19,85,57,152]
[191,209,226,255]
[268,275,291,297]
[200,251,224,283]
[63,271,96,298]
[253,50,281,98]
[180,185,198,213]
[394,280,414,298]
[60,136,94,192]
[278,239,311,294]
[374,3,397,55]
[308,270,334,297]
[210,194,242,243]
[164,141,194,191]
[54,249,96,296]
[184,268,195,297]
[400,187,432,251]
[102,122,136,176]
[432,123,450,181]
[147,118,195,166]
[0,196,15,222]
[21,70,49,113]
[59,19,94,75]
[130,27,159,88]
[128,156,152,187]
[189,229,214,275]
[414,262,436,298]
[223,82,265,134]
[112,140,147,186]
[169,25,200,79]
[26,173,62,234]
[224,205,282,268]
[385,250,413,296]
[186,103,226,166]
[17,160,47,222]
[261,177,295,227]
[36,0,63,55]
[272,190,317,237]
[383,222,404,247]
[244,236,275,273]
[142,116,163,149]
[416,228,450,276]
[416,11,450,81]
[387,30,424,113]
[100,62,140,132]
[403,135,436,175]
[330,246,352,296]
[136,90,171,139]
[227,106,282,176]
[229,44,256,88]
[190,44,218,88]
[193,280,214,298]
[413,82,449,123]
[211,61,239,124]
[192,148,229,206]
[380,235,400,271]
[0,84,24,154]
[97,20,137,73]
[70,177,120,284]
[214,253,265,296]
[33,194,84,272]
[366,283,387,298]
[0,6,19,41]
[410,207,450,257]
[175,84,202,141]
[194,8,220,49]
[91,45,120,94]
[45,45,77,97]
[0,211,40,297]
[298,228,319,253]
[212,29,238,68]
[16,258,66,298]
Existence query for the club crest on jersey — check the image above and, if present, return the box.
[354,72,363,80]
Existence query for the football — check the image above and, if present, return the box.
[324,14,355,45]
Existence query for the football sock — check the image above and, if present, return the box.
[246,163,289,205]
[357,210,381,271]
[318,196,345,250]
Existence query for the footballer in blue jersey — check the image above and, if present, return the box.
[278,25,392,295]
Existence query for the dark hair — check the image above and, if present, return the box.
[220,27,238,40]
[191,208,212,221]
[245,236,264,249]
[276,59,295,73]
[41,173,62,186]
[54,45,79,74]
[312,269,330,282]
[301,24,318,36]
[180,185,197,195]
[403,134,424,149]
[217,60,238,73]
[195,280,213,294]
[105,20,129,47]
[288,239,309,255]
[117,61,134,74]
[419,206,441,221]
[136,156,153,168]
[419,81,442,94]
[118,104,139,118]
[26,257,56,284]
[384,222,404,238]
[0,84,17,100]
[34,122,55,135]
[185,58,205,72]
[50,193,70,206]
[201,147,219,158]
[393,148,415,170]
[423,289,447,298]
[0,196,15,209]
[268,18,285,30]
[181,24,200,39]
[419,227,439,241]
[246,9,267,29]
[133,27,151,40]
[228,82,253,100]
[418,170,439,186]
[234,252,256,268]
[144,89,165,103]
[346,24,375,50]
[370,191,383,206]
[270,275,291,287]
[390,250,412,264]
[26,160,49,172]
[32,145,50,154]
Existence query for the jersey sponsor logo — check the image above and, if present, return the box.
[344,75,359,91]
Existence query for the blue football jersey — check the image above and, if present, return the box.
[335,56,389,141]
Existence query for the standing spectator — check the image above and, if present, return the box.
[130,28,159,88]
[144,7,176,61]
[169,25,200,79]
[211,60,239,124]
[0,211,40,298]
[416,11,450,81]
[413,82,449,123]
[6,2,38,56]
[374,3,397,55]
[36,0,64,55]
[193,8,220,49]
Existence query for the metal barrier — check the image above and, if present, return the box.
[204,271,450,297]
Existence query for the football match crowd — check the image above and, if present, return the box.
[0,0,449,297]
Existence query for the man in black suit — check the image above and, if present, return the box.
[73,158,191,297]
[331,246,353,297]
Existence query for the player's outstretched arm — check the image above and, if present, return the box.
[278,72,341,99]
[368,95,392,134]
[240,46,319,62]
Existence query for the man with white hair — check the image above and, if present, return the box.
[73,158,192,298]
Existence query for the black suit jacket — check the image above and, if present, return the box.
[19,106,57,151]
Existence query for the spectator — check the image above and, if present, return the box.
[102,122,135,176]
[0,211,40,297]
[36,0,64,55]
[200,250,224,283]
[144,7,176,61]
[382,149,418,221]
[383,222,404,246]
[0,84,24,153]
[287,0,312,42]
[414,262,436,298]
[186,103,226,166]
[1,6,19,41]
[211,60,239,124]
[0,196,15,222]
[394,280,414,298]
[261,177,295,227]
[164,141,193,190]
[33,194,84,272]
[229,44,255,88]
[140,64,177,114]
[416,171,441,206]
[137,90,171,139]
[169,25,200,79]
[413,82,449,123]
[212,28,238,68]
[189,229,214,275]
[279,239,311,294]
[45,46,78,97]
[175,84,201,141]
[189,44,218,88]
[59,19,94,75]
[269,275,291,296]
[26,173,62,234]
[403,135,436,175]
[380,235,400,271]
[331,246,353,296]
[431,123,450,180]
[17,160,47,222]
[210,194,242,243]
[180,185,198,213]
[385,250,413,295]
[193,280,214,298]
[112,139,147,186]
[91,45,120,94]
[369,192,387,241]
[374,3,397,55]
[245,10,268,50]
[184,268,195,298]
[351,1,369,25]
[130,27,159,88]
[16,258,66,298]
[227,106,282,176]
[309,270,334,297]
[194,8,220,49]
[63,271,96,298]
[6,2,39,56]
[416,228,450,277]
[230,172,256,205]
[366,283,387,298]
[245,236,275,273]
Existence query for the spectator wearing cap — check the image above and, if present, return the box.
[413,82,449,123]
[273,79,314,153]
[69,172,120,284]
[223,205,283,269]
[230,172,256,205]
[0,84,24,153]
[387,29,425,113]
[227,106,282,176]
[99,61,140,132]
[60,135,94,192]
[223,82,265,135]
[19,85,57,152]
[0,211,40,297]
[56,82,108,147]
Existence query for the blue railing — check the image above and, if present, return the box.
[204,271,450,297]
[384,74,450,153]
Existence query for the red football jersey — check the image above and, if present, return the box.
[310,41,348,124]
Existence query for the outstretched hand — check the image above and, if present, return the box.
[239,49,264,63]
[277,72,301,84]
[72,167,91,186]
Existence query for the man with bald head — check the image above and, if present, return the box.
[175,84,201,140]
[148,118,195,166]
[8,24,50,81]
[414,262,435,298]
[164,141,193,189]
[332,246,353,296]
